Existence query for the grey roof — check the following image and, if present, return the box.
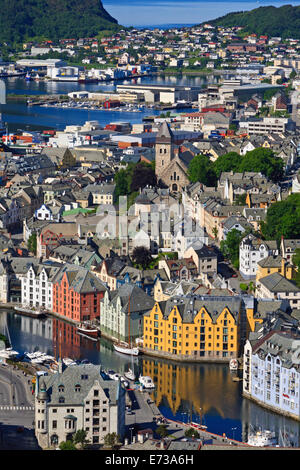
[154,295,242,324]
[259,272,300,293]
[40,364,121,405]
[52,263,107,294]
[106,284,155,313]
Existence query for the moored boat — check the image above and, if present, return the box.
[124,368,135,381]
[77,322,100,339]
[139,375,155,389]
[229,358,238,371]
[247,429,277,447]
[113,342,139,356]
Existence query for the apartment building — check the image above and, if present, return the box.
[34,364,125,449]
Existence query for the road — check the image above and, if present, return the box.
[0,362,39,450]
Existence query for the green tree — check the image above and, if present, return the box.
[220,229,245,269]
[213,151,241,178]
[103,432,120,449]
[130,162,157,192]
[27,233,37,255]
[292,248,300,271]
[188,154,217,186]
[131,246,153,269]
[261,193,300,242]
[184,427,200,439]
[59,440,77,450]
[156,424,168,439]
[73,429,90,449]
[238,148,284,183]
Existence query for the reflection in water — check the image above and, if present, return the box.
[1,309,300,444]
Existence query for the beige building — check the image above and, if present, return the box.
[34,363,125,449]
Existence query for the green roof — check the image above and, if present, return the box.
[62,208,94,216]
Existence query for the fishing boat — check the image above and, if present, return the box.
[113,294,140,356]
[247,429,277,447]
[77,322,100,339]
[229,358,238,371]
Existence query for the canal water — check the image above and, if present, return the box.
[0,74,219,131]
[1,309,300,446]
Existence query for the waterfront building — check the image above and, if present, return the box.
[52,263,107,323]
[34,364,125,449]
[100,284,155,342]
[243,323,300,421]
[21,263,61,311]
[143,295,243,361]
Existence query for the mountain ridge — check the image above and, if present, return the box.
[0,0,119,43]
[205,4,300,39]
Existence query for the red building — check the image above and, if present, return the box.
[52,264,107,323]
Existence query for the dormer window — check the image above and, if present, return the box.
[75,384,81,392]
[59,396,65,403]
[58,385,64,393]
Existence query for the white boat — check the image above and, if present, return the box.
[124,368,135,381]
[63,358,77,366]
[113,342,139,356]
[229,358,238,371]
[120,376,129,388]
[247,429,277,447]
[0,348,19,358]
[139,375,155,389]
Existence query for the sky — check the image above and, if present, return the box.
[103,0,300,27]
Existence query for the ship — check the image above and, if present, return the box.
[247,429,277,447]
[77,322,100,339]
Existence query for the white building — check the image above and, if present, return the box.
[21,264,60,311]
[239,233,278,280]
[243,327,300,422]
[35,364,126,449]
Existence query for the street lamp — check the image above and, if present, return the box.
[129,426,134,444]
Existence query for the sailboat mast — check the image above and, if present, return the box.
[128,294,131,347]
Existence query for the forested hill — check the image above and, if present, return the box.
[206,4,300,39]
[0,0,119,43]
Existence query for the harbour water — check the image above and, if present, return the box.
[0,74,218,131]
[1,309,300,447]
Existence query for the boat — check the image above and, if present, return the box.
[113,293,140,356]
[113,342,139,356]
[190,421,208,431]
[124,368,135,381]
[247,429,278,447]
[139,375,155,389]
[229,358,238,371]
[0,348,20,359]
[13,305,45,318]
[77,322,100,339]
[25,72,32,81]
[63,358,77,366]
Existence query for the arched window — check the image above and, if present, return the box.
[58,385,64,393]
[59,396,65,403]
[75,384,81,393]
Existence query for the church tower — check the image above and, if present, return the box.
[155,122,175,183]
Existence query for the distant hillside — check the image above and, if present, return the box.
[206,4,300,39]
[0,0,119,43]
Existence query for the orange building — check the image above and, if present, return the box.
[52,264,107,323]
